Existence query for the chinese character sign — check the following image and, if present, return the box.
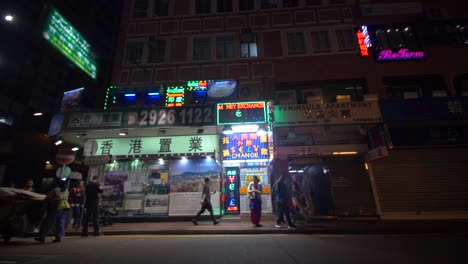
[225,167,240,214]
[221,132,269,161]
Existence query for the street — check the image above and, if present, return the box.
[1,234,466,264]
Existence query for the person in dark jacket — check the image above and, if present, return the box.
[69,180,84,230]
[81,176,103,237]
[273,173,295,228]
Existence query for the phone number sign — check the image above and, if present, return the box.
[122,106,215,127]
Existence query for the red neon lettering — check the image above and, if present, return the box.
[228,176,235,183]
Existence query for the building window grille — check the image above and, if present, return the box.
[133,0,148,18]
[240,33,258,58]
[287,32,305,54]
[153,0,169,16]
[216,35,234,59]
[125,41,144,64]
[148,39,166,63]
[196,0,211,14]
[193,37,211,61]
[336,28,357,51]
[311,30,331,53]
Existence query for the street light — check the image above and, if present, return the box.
[4,15,14,22]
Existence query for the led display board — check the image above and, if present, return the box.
[225,167,240,214]
[43,6,98,79]
[217,101,267,125]
[221,132,269,161]
[165,86,185,107]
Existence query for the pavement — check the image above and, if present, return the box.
[64,215,468,236]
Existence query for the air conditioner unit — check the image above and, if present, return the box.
[432,90,447,97]
[403,91,419,99]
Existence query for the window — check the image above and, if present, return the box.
[335,28,356,51]
[133,0,148,18]
[196,0,211,14]
[148,39,166,63]
[216,35,234,59]
[375,26,420,50]
[239,0,254,11]
[261,0,277,9]
[153,0,169,17]
[283,0,298,7]
[240,33,258,58]
[306,0,322,5]
[217,0,232,12]
[384,75,444,99]
[311,31,331,53]
[193,37,211,61]
[125,41,144,64]
[287,32,305,55]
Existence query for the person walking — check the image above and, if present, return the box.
[301,174,315,219]
[81,176,103,237]
[35,180,70,243]
[69,180,84,230]
[273,173,295,228]
[247,176,262,227]
[291,174,311,223]
[191,177,219,225]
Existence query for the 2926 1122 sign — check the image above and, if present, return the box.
[122,106,215,127]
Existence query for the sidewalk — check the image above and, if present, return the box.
[66,216,468,236]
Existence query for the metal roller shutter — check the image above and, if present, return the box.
[371,147,468,216]
[328,156,376,216]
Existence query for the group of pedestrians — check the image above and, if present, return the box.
[33,175,103,243]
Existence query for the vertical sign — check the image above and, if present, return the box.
[165,86,185,107]
[225,167,240,214]
[356,25,372,57]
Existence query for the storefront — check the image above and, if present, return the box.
[273,101,382,217]
[367,97,468,219]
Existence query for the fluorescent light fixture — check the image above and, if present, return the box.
[222,159,268,164]
[71,147,79,151]
[124,93,136,97]
[33,112,43,116]
[119,130,128,136]
[4,15,13,22]
[222,125,233,135]
[148,92,160,96]
[231,124,259,133]
[332,151,358,155]
[46,161,50,164]
[54,140,63,146]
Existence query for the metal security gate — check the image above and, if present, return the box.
[327,155,376,216]
[370,147,468,219]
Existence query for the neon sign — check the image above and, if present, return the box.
[221,132,269,161]
[356,25,372,56]
[165,86,185,107]
[217,101,267,125]
[225,167,239,214]
[377,48,425,61]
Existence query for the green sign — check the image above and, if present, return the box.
[85,135,218,156]
[43,6,98,79]
[217,101,267,125]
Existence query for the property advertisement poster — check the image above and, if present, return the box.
[144,195,169,214]
[169,159,220,193]
[168,192,220,216]
[102,171,128,208]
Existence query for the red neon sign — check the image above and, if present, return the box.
[357,31,369,56]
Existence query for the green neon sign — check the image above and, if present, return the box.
[43,6,98,79]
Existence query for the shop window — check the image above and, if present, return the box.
[148,38,166,63]
[153,0,169,17]
[375,26,420,50]
[261,0,277,9]
[335,28,357,51]
[384,75,444,99]
[276,90,297,104]
[217,0,232,12]
[239,0,254,11]
[196,0,211,14]
[306,0,322,5]
[283,0,298,7]
[280,81,366,103]
[125,41,144,64]
[453,74,468,96]
[311,30,331,53]
[240,33,258,58]
[216,35,234,59]
[133,0,148,18]
[193,37,211,61]
[448,24,468,45]
[287,32,305,55]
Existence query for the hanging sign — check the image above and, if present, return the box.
[225,167,240,214]
[221,132,269,161]
[217,101,267,125]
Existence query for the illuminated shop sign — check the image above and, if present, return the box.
[123,106,215,127]
[225,167,240,214]
[221,132,269,161]
[188,80,237,100]
[165,86,185,107]
[84,135,217,156]
[377,48,425,61]
[43,6,98,79]
[217,101,267,125]
[356,25,372,56]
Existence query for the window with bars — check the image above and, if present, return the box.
[335,28,357,51]
[239,0,254,11]
[217,0,233,12]
[240,33,258,58]
[125,41,144,64]
[148,39,166,63]
[153,0,169,17]
[196,0,211,14]
[193,37,211,61]
[287,32,305,54]
[261,0,277,9]
[216,35,234,59]
[311,30,331,53]
[133,0,148,18]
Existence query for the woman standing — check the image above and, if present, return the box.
[69,180,84,230]
[247,176,262,227]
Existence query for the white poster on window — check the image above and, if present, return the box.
[144,195,169,214]
[168,192,220,216]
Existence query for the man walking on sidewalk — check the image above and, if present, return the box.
[81,175,103,237]
[192,177,219,225]
[273,173,295,228]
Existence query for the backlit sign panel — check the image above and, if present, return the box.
[217,101,267,125]
[43,6,98,79]
[221,132,269,161]
[225,167,240,214]
[165,86,185,107]
[356,25,372,56]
